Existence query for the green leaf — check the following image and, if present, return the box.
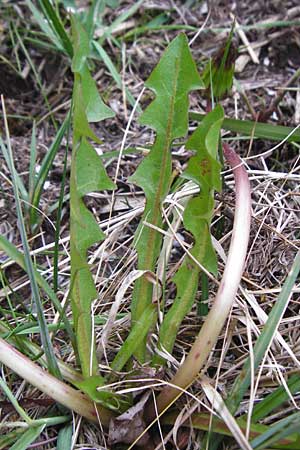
[9,425,45,450]
[184,106,223,193]
[70,19,115,377]
[75,375,129,411]
[189,112,300,142]
[72,73,103,143]
[29,113,70,230]
[138,36,204,137]
[57,424,73,450]
[37,0,73,57]
[128,33,203,361]
[76,137,115,196]
[80,64,115,122]
[71,16,90,73]
[153,106,224,364]
[111,303,157,372]
[0,235,76,351]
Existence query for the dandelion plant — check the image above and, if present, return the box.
[70,17,115,377]
[153,105,224,364]
[129,33,203,361]
[1,19,300,449]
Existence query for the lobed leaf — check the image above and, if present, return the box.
[75,375,130,412]
[70,17,115,377]
[128,33,203,361]
[153,106,224,364]
[71,16,89,73]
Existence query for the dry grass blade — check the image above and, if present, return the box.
[201,377,253,450]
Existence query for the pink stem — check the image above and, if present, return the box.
[154,143,251,415]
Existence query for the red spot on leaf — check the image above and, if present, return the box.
[199,158,211,176]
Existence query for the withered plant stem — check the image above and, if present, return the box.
[0,337,113,426]
[259,67,300,122]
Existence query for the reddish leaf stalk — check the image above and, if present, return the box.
[0,337,113,426]
[154,143,251,415]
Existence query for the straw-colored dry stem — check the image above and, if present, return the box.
[0,337,113,426]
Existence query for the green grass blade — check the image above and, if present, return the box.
[25,0,64,52]
[57,423,73,450]
[99,146,145,159]
[189,112,300,142]
[0,137,28,202]
[93,40,141,112]
[251,412,300,449]
[99,0,144,42]
[2,314,115,336]
[250,373,300,422]
[0,319,82,384]
[53,111,72,292]
[37,0,73,57]
[0,235,76,351]
[0,430,24,450]
[227,251,300,412]
[124,24,197,40]
[28,121,37,205]
[29,113,70,230]
[162,411,299,448]
[84,0,105,41]
[123,18,300,40]
[1,97,61,378]
[208,251,300,450]
[13,24,56,129]
[9,425,45,450]
[0,376,32,422]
